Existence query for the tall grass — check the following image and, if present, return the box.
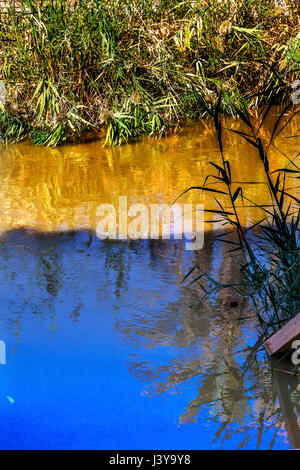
[181,87,299,339]
[0,0,298,145]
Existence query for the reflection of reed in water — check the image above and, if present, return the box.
[0,229,299,448]
[114,237,300,449]
[271,356,300,450]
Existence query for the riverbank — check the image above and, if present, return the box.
[0,0,299,146]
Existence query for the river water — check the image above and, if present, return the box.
[0,109,299,449]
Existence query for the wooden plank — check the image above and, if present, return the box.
[265,312,300,355]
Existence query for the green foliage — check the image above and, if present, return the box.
[0,111,29,143]
[0,0,298,146]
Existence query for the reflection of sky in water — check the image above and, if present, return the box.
[0,230,298,450]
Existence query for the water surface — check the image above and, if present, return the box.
[0,110,299,449]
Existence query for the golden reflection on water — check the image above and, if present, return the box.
[0,108,299,449]
[0,108,298,234]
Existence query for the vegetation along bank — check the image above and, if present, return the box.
[0,0,299,146]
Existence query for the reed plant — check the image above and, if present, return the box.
[181,86,299,339]
[0,0,298,145]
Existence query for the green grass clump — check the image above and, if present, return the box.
[0,0,299,146]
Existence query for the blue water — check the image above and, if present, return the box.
[0,229,298,449]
